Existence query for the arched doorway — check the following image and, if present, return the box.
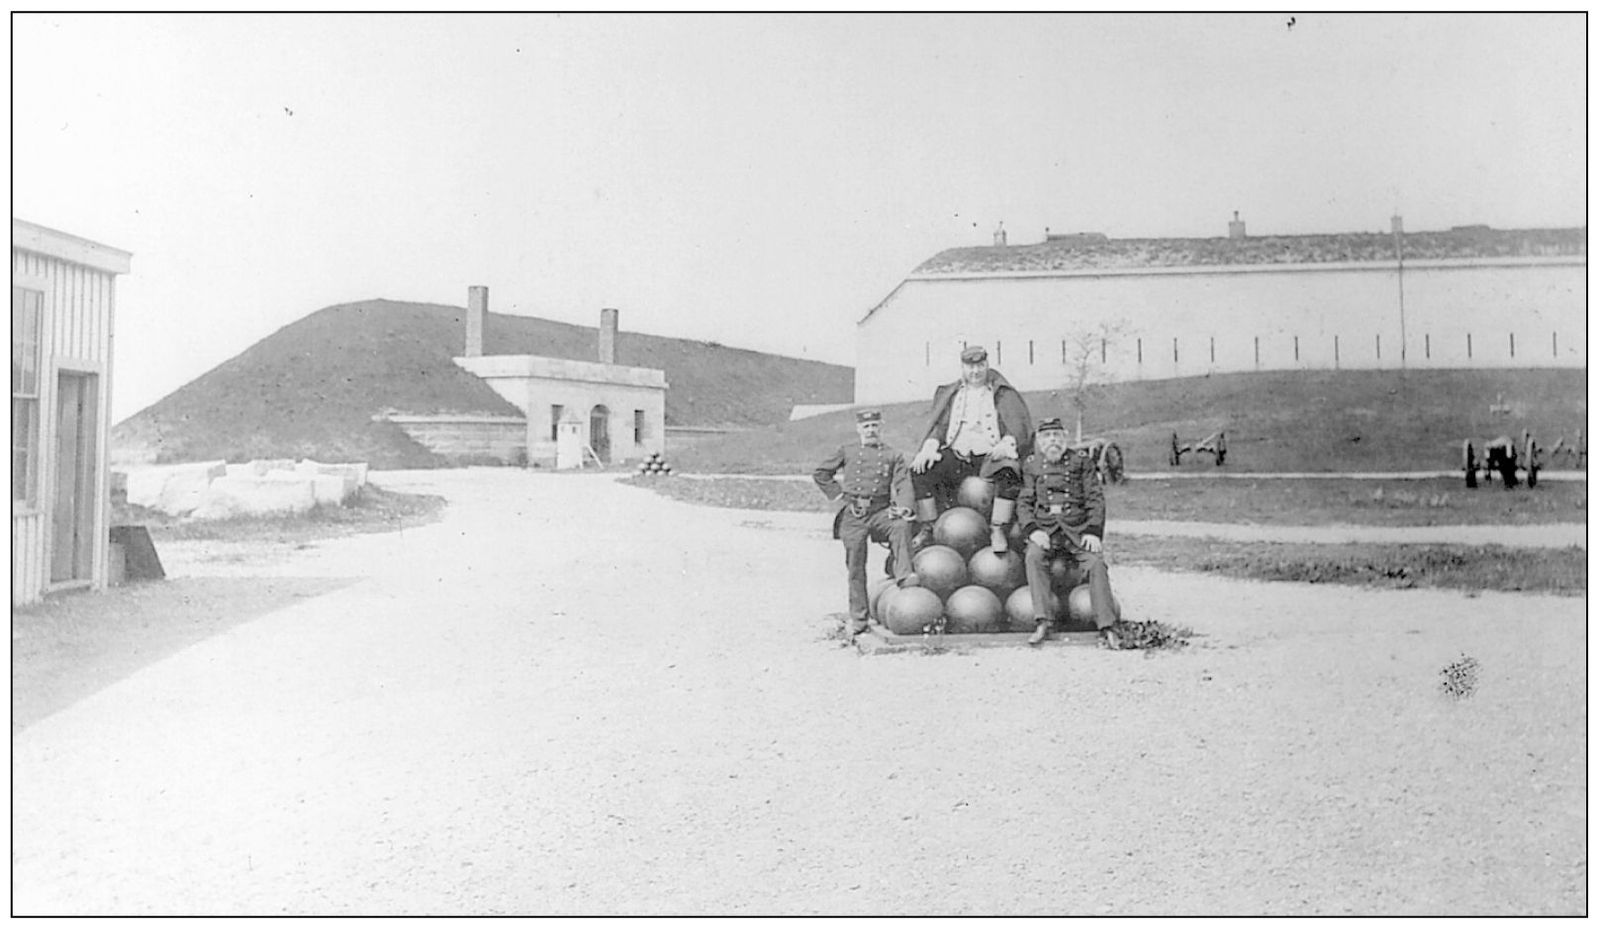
[589,404,611,464]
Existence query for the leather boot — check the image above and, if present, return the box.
[910,498,940,550]
[989,497,1015,554]
[1028,619,1051,646]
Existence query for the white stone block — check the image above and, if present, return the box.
[191,474,317,520]
[254,458,299,475]
[310,473,353,505]
[296,459,369,489]
[125,461,227,515]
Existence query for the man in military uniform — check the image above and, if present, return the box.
[814,409,920,634]
[909,345,1034,553]
[1017,417,1120,646]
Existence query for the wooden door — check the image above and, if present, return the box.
[50,371,98,583]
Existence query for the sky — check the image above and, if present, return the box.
[10,12,1586,421]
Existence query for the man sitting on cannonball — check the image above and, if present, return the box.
[909,345,1034,554]
[1018,417,1120,647]
[814,409,920,635]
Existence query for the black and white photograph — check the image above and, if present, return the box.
[10,12,1587,915]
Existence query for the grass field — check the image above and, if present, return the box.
[624,474,1585,526]
[667,368,1584,475]
[623,473,1585,597]
[113,484,447,546]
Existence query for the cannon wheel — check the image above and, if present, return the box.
[1525,435,1540,488]
[1101,442,1126,484]
[1463,439,1478,489]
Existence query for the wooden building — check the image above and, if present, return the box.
[12,219,131,606]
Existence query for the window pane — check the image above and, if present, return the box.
[12,397,34,504]
[12,287,40,396]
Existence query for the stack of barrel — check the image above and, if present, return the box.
[868,476,1119,635]
[637,451,674,476]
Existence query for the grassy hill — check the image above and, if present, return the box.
[668,369,1586,475]
[113,299,853,467]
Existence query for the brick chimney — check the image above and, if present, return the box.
[599,308,619,364]
[465,286,488,356]
[1228,211,1246,240]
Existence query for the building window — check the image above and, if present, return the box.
[1425,333,1431,359]
[925,341,930,367]
[995,341,1002,366]
[1294,335,1299,361]
[1209,337,1215,364]
[1376,333,1382,359]
[634,409,646,444]
[550,404,565,442]
[1466,333,1473,359]
[12,286,42,506]
[1334,335,1340,366]
[1553,332,1558,358]
[1136,338,1142,364]
[1509,333,1516,358]
[1028,340,1034,365]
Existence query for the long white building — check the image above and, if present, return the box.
[855,220,1584,405]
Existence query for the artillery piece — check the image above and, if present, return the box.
[1169,429,1226,468]
[1072,437,1126,484]
[1462,429,1540,489]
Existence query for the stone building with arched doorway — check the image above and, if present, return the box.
[450,291,668,467]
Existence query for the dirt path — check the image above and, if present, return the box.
[11,469,1585,915]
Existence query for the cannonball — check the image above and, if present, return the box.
[1049,555,1082,592]
[955,476,996,514]
[1063,584,1122,629]
[1003,585,1056,633]
[968,548,1026,596]
[883,586,945,635]
[911,545,969,600]
[933,506,990,558]
[944,585,1004,634]
[867,578,897,620]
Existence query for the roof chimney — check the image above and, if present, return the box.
[1228,211,1246,240]
[599,308,618,364]
[466,286,488,356]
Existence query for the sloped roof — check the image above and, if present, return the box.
[913,227,1585,277]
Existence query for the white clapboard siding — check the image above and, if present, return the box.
[11,221,129,607]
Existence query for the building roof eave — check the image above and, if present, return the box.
[12,219,133,275]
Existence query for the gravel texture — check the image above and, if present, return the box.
[11,469,1585,915]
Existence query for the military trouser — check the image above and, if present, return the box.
[911,451,1021,508]
[1023,531,1118,630]
[841,505,914,622]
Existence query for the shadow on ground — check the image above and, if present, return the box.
[12,576,357,735]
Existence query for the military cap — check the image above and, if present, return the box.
[959,345,988,363]
[854,409,882,423]
[1036,417,1067,433]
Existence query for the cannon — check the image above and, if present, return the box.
[1463,430,1540,489]
[1170,429,1226,468]
[1071,437,1126,484]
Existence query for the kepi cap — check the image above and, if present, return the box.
[1036,417,1067,433]
[959,345,988,364]
[855,409,882,423]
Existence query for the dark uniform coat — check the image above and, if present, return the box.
[1017,446,1106,541]
[813,442,915,539]
[920,369,1036,465]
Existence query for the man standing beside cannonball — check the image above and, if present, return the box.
[909,345,1034,554]
[1018,417,1120,646]
[814,409,920,635]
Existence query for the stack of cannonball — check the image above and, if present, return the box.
[636,451,674,476]
[867,475,1119,635]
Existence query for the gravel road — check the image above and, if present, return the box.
[12,469,1585,915]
